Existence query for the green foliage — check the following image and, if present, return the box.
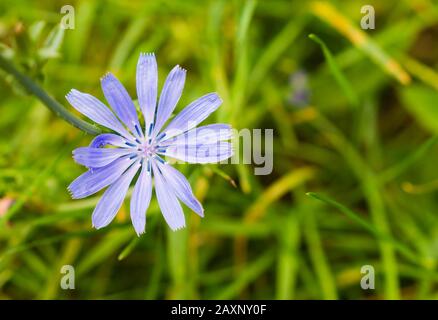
[400,85,438,134]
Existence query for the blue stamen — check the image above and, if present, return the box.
[134,124,142,137]
[125,142,136,147]
[155,155,166,164]
[156,132,166,141]
[148,123,154,136]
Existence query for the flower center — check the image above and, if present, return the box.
[139,142,156,158]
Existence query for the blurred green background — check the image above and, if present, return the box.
[1,0,438,299]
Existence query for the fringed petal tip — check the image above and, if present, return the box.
[134,228,146,237]
[170,223,186,232]
[67,184,80,200]
[175,65,187,74]
[140,52,155,57]
[100,72,113,82]
[91,222,103,230]
[168,64,187,77]
[65,89,82,106]
[65,88,79,96]
[196,208,205,218]
[65,90,74,100]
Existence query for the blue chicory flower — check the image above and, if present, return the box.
[66,53,233,235]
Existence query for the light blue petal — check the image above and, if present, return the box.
[160,142,233,163]
[136,53,157,132]
[161,93,222,140]
[68,157,135,199]
[130,162,152,235]
[90,133,130,148]
[153,65,186,137]
[160,124,231,147]
[92,161,141,229]
[101,73,142,137]
[155,161,203,217]
[66,89,133,140]
[152,160,185,231]
[73,147,133,168]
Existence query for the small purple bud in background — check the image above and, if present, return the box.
[288,69,311,108]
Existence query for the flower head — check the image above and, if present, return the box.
[66,53,233,235]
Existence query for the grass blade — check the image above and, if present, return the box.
[306,192,422,266]
[309,33,360,108]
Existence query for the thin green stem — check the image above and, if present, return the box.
[304,206,338,299]
[0,55,100,135]
[309,34,360,108]
[306,192,420,265]
[380,135,438,183]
